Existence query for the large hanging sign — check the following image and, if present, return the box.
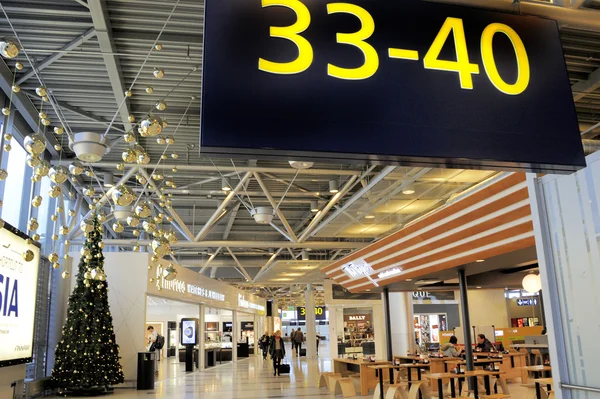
[0,224,40,368]
[296,306,327,321]
[200,0,583,173]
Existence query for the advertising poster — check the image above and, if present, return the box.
[181,319,197,345]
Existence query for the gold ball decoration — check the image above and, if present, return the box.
[34,160,51,177]
[42,96,49,102]
[151,237,170,257]
[54,126,64,135]
[80,219,94,233]
[112,221,125,233]
[54,144,62,152]
[160,154,167,160]
[31,195,42,208]
[60,225,69,235]
[121,148,136,163]
[132,229,140,237]
[123,133,135,143]
[116,163,125,171]
[4,133,12,141]
[133,245,140,252]
[22,250,35,262]
[50,214,58,222]
[39,112,47,119]
[155,43,163,51]
[97,213,106,222]
[150,255,159,263]
[91,268,105,281]
[62,270,70,279]
[11,85,20,93]
[24,133,46,155]
[153,68,165,79]
[135,202,151,218]
[126,215,140,227]
[145,86,154,94]
[165,136,175,145]
[142,220,156,233]
[155,100,167,111]
[68,209,75,217]
[4,143,11,152]
[28,174,39,183]
[49,165,69,184]
[165,231,178,244]
[128,114,135,123]
[48,252,59,263]
[111,184,135,206]
[163,263,177,281]
[125,90,132,97]
[162,120,168,128]
[85,170,95,177]
[0,40,20,58]
[0,169,8,181]
[171,153,179,159]
[1,107,10,116]
[27,218,39,231]
[98,241,105,249]
[15,62,23,70]
[136,174,147,185]
[84,271,92,280]
[32,233,40,242]
[36,86,48,97]
[84,186,95,197]
[69,161,84,176]
[26,155,40,168]
[140,115,163,136]
[41,118,51,127]
[172,166,178,173]
[151,173,163,181]
[48,185,61,198]
[137,151,151,165]
[156,136,166,145]
[52,262,60,270]
[166,215,174,223]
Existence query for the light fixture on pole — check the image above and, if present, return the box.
[222,177,231,192]
[310,200,319,213]
[103,172,114,187]
[329,180,339,194]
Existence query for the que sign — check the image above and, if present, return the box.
[201,0,583,173]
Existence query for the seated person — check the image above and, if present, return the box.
[441,336,461,357]
[476,334,494,352]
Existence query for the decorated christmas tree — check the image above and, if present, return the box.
[52,215,124,395]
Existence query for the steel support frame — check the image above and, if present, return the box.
[226,247,252,281]
[254,172,299,242]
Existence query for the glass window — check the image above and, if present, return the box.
[2,138,27,228]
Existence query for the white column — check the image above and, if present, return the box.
[389,292,413,356]
[328,307,341,359]
[253,315,258,355]
[373,304,385,359]
[232,310,238,362]
[305,283,317,358]
[199,303,205,370]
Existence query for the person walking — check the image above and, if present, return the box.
[290,329,296,355]
[294,328,304,356]
[259,331,270,360]
[269,330,286,376]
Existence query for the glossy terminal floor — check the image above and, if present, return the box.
[56,342,537,399]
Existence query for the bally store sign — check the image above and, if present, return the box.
[201,0,583,173]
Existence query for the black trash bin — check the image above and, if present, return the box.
[137,352,155,390]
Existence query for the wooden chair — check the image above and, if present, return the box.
[479,395,511,399]
[329,375,345,393]
[407,381,432,399]
[334,377,357,398]
[318,372,337,389]
[386,383,409,399]
[531,350,543,366]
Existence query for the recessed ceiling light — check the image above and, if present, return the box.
[365,214,375,219]
[476,286,482,289]
[365,289,371,291]
[405,279,412,282]
[476,259,485,263]
[222,177,231,192]
[402,188,415,195]
[103,172,114,187]
[329,180,339,194]
[310,200,319,213]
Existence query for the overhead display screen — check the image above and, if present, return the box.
[0,223,40,367]
[297,306,326,321]
[181,319,198,345]
[200,0,584,173]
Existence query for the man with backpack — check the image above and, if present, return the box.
[293,328,304,356]
[147,326,164,375]
[259,331,270,359]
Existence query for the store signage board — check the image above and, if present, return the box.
[156,265,225,302]
[238,294,266,312]
[517,298,538,306]
[200,0,583,173]
[412,291,456,301]
[296,306,326,321]
[348,315,367,321]
[0,224,40,368]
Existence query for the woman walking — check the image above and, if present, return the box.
[269,330,286,376]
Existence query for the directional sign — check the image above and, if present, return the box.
[517,298,538,306]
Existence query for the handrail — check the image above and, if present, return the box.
[562,383,600,394]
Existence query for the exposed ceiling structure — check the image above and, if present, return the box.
[0,0,599,305]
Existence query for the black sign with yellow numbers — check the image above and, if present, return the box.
[297,306,327,321]
[200,0,584,173]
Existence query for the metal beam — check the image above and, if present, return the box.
[179,172,237,191]
[17,28,96,85]
[254,172,298,242]
[87,0,133,133]
[268,222,295,243]
[194,172,252,241]
[72,240,368,249]
[254,248,284,281]
[112,30,202,44]
[0,59,60,157]
[572,67,600,102]
[222,202,241,240]
[199,247,222,274]
[80,166,138,220]
[226,247,252,281]
[72,0,89,8]
[53,98,126,133]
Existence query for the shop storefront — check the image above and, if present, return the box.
[411,291,460,346]
[280,306,329,341]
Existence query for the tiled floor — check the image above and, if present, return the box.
[57,343,540,399]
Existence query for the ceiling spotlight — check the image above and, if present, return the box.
[103,172,114,188]
[365,214,375,219]
[476,259,485,263]
[329,180,339,194]
[289,160,314,169]
[476,286,482,289]
[310,200,319,213]
[402,187,415,195]
[222,177,231,192]
[268,248,274,255]
[301,250,309,261]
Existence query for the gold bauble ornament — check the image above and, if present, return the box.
[98,213,106,222]
[112,221,124,233]
[135,202,151,218]
[166,215,174,222]
[125,89,132,97]
[1,107,10,116]
[39,111,47,119]
[60,225,69,235]
[24,133,46,155]
[84,186,95,197]
[132,229,140,237]
[54,144,62,151]
[11,85,20,93]
[143,220,156,233]
[138,127,147,137]
[68,161,84,175]
[111,185,135,206]
[41,118,51,127]
[149,277,154,282]
[126,215,140,227]
[137,151,151,165]
[48,252,59,263]
[81,248,91,258]
[31,196,42,207]
[51,234,59,241]
[165,231,178,244]
[155,100,167,111]
[54,126,64,135]
[48,185,61,198]
[172,166,178,173]
[116,163,125,171]
[0,40,20,58]
[34,160,51,177]
[155,43,163,51]
[27,218,39,231]
[156,136,166,145]
[98,241,105,249]
[153,68,165,79]
[80,219,94,233]
[0,169,8,181]
[139,115,163,136]
[136,174,147,185]
[68,209,75,217]
[50,214,58,222]
[123,133,135,143]
[15,62,23,70]
[128,114,135,123]
[62,270,70,279]
[4,133,11,141]
[122,148,136,163]
[163,263,177,281]
[145,86,153,94]
[36,86,47,97]
[133,245,140,252]
[85,170,94,177]
[171,153,179,159]
[42,96,49,102]
[22,250,34,262]
[151,173,163,180]
[49,165,69,184]
[84,271,92,280]
[52,262,60,270]
[160,154,167,160]
[32,233,40,241]
[165,136,175,145]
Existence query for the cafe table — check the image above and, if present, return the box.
[445,358,504,371]
[522,365,552,382]
[425,370,506,399]
[368,364,406,399]
[534,378,553,399]
[399,362,431,383]
[333,358,390,396]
